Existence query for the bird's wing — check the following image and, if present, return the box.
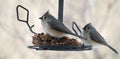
[89,30,107,45]
[47,20,74,35]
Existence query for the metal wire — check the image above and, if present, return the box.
[72,21,82,36]
[16,5,36,34]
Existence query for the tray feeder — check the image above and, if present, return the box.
[16,0,92,51]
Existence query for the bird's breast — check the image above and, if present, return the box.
[83,31,100,45]
[42,22,65,38]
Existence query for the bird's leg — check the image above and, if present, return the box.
[81,43,85,48]
[81,38,86,48]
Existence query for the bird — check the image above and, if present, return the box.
[39,11,84,40]
[83,23,118,54]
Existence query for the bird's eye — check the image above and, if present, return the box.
[87,27,89,30]
[43,16,47,19]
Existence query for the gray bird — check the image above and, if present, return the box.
[39,11,84,39]
[83,23,118,54]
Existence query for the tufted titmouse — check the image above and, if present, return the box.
[39,11,84,40]
[83,23,118,54]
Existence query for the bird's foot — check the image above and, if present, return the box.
[81,43,85,48]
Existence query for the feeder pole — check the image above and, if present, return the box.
[58,0,64,22]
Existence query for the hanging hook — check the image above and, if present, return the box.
[16,5,37,34]
[72,21,82,36]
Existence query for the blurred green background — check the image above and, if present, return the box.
[0,0,120,59]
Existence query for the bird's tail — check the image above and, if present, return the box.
[106,44,118,54]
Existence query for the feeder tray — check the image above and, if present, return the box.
[16,5,92,51]
[28,33,92,51]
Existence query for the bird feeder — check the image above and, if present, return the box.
[16,0,92,51]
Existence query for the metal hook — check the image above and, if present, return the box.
[72,21,82,36]
[16,5,36,34]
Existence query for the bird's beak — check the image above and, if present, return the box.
[39,17,43,19]
[82,28,85,30]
